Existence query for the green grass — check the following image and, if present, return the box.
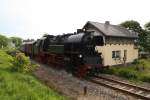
[140,59,150,68]
[0,50,69,100]
[103,59,150,83]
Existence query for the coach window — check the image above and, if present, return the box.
[112,51,121,58]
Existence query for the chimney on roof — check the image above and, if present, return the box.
[105,21,110,25]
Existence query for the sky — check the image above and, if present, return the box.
[0,0,150,39]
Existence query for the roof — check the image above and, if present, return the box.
[83,21,138,38]
[23,41,36,45]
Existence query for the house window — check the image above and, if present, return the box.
[112,51,121,58]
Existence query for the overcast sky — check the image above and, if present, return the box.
[0,0,150,39]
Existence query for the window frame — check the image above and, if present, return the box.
[112,50,121,59]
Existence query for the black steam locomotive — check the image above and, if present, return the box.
[21,30,104,77]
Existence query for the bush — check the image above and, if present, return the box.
[118,69,137,79]
[132,59,139,65]
[11,53,38,73]
[101,68,115,74]
[132,59,146,71]
[5,49,20,57]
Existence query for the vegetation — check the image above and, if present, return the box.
[11,53,38,73]
[103,59,150,83]
[0,50,68,100]
[4,48,20,56]
[0,34,9,48]
[120,20,149,52]
[144,21,150,31]
[0,34,22,49]
[10,37,22,48]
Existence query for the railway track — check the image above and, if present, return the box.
[87,75,150,100]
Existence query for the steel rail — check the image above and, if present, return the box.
[87,76,150,100]
[95,75,150,93]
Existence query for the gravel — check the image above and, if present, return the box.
[33,61,140,100]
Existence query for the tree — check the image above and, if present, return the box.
[10,37,22,47]
[144,32,150,52]
[0,34,9,48]
[144,22,150,32]
[138,30,148,51]
[120,20,147,51]
[120,20,143,33]
[144,22,150,52]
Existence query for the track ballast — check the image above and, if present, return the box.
[87,75,150,100]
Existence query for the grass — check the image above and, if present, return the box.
[0,50,69,100]
[102,59,150,83]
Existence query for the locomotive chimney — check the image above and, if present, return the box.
[105,21,110,25]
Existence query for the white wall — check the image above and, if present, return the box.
[96,44,138,66]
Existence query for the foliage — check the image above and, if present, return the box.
[0,71,68,100]
[11,53,38,73]
[103,66,138,80]
[144,21,150,31]
[132,59,145,70]
[132,59,139,64]
[102,59,150,83]
[0,50,68,100]
[0,50,13,68]
[140,59,150,68]
[118,69,137,79]
[145,32,150,51]
[120,20,148,51]
[120,20,143,33]
[3,48,19,57]
[140,73,150,82]
[143,22,150,51]
[0,34,23,49]
[0,34,9,48]
[138,30,148,51]
[10,37,22,48]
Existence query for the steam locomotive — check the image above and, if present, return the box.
[21,30,104,77]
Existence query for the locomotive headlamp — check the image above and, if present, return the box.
[79,54,82,58]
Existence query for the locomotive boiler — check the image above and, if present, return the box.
[22,30,104,77]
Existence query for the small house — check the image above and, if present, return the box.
[83,21,138,66]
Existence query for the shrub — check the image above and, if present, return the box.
[132,59,146,71]
[118,69,137,79]
[101,68,115,74]
[5,49,20,57]
[132,59,139,65]
[11,53,38,73]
